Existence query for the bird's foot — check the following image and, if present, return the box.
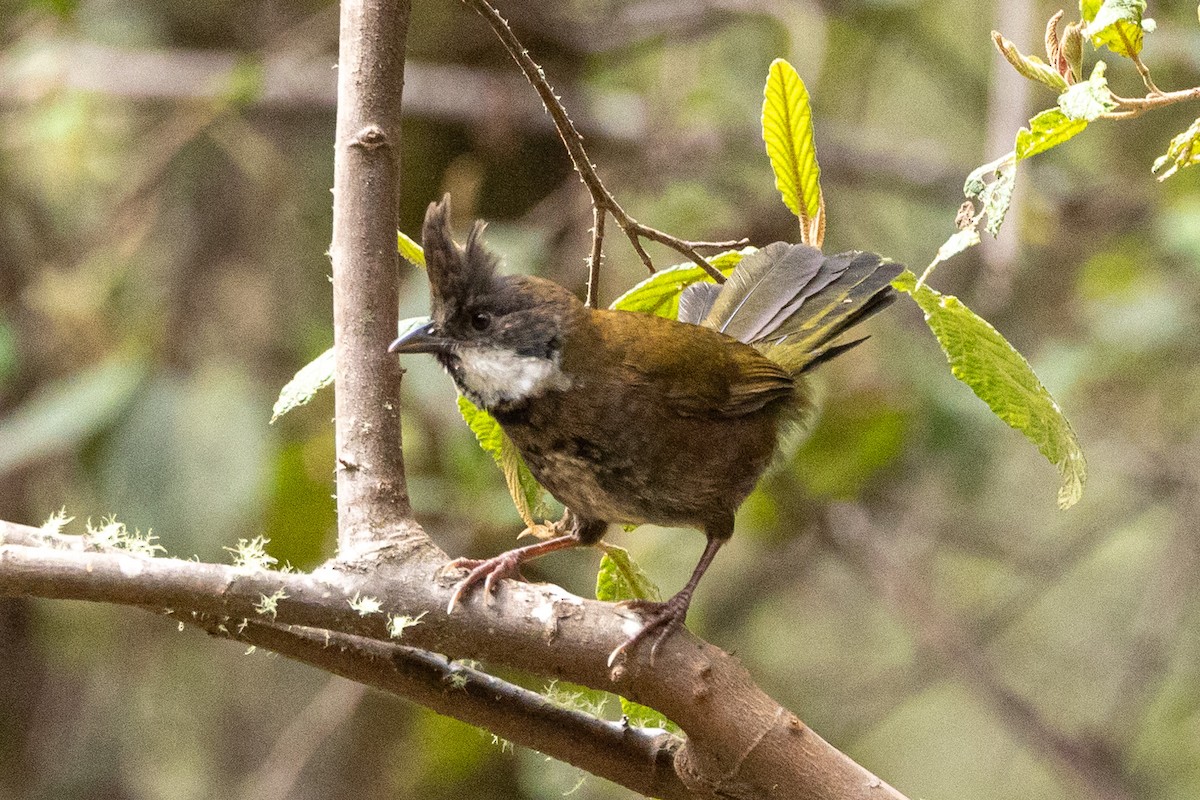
[608,594,691,668]
[442,553,526,614]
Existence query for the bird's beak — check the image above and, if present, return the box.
[388,319,452,355]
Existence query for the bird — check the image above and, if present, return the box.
[389,195,902,662]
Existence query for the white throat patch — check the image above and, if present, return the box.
[454,347,571,408]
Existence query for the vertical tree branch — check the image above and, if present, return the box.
[330,0,421,555]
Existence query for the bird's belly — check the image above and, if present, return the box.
[498,403,781,529]
[521,449,652,525]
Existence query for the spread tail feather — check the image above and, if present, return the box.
[679,242,902,375]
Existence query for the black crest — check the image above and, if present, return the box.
[422,194,499,316]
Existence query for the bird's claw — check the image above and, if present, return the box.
[516,522,557,541]
[443,554,526,614]
[607,597,688,668]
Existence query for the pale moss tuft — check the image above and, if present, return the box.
[349,593,383,616]
[543,680,608,717]
[86,515,165,557]
[254,589,289,619]
[41,507,74,534]
[387,611,427,639]
[224,536,277,570]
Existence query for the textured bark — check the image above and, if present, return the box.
[329,0,420,555]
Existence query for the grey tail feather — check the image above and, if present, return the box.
[678,282,722,325]
[685,242,902,374]
[701,242,826,343]
[798,335,870,374]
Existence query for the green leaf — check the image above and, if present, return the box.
[762,59,823,244]
[271,347,334,423]
[609,249,748,318]
[1057,62,1117,121]
[457,395,544,527]
[619,695,678,731]
[398,230,426,267]
[272,229,423,425]
[926,228,982,278]
[1152,117,1200,181]
[595,545,662,603]
[1015,108,1089,161]
[980,165,1016,237]
[992,32,1069,91]
[1082,0,1147,57]
[271,317,429,422]
[893,270,1086,509]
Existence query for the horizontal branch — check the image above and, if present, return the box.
[0,520,909,800]
[188,613,688,799]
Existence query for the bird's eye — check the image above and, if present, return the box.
[470,311,492,331]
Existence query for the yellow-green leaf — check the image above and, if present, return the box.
[893,270,1086,509]
[272,347,334,423]
[596,544,662,603]
[1082,0,1148,57]
[1057,62,1116,121]
[457,395,544,527]
[1015,108,1089,161]
[595,545,678,731]
[398,230,425,267]
[609,249,748,318]
[992,31,1069,91]
[1152,118,1200,181]
[928,229,982,276]
[963,154,1017,237]
[272,318,429,422]
[762,59,823,245]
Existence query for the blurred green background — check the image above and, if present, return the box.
[3,1,1200,798]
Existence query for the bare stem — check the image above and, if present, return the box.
[1105,85,1200,120]
[586,205,605,307]
[1116,27,1160,95]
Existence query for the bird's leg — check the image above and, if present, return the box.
[445,513,606,613]
[609,530,728,666]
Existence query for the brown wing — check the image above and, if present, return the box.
[585,309,795,419]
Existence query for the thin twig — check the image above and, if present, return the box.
[1104,85,1200,120]
[586,205,605,308]
[460,0,743,283]
[1115,27,1161,95]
